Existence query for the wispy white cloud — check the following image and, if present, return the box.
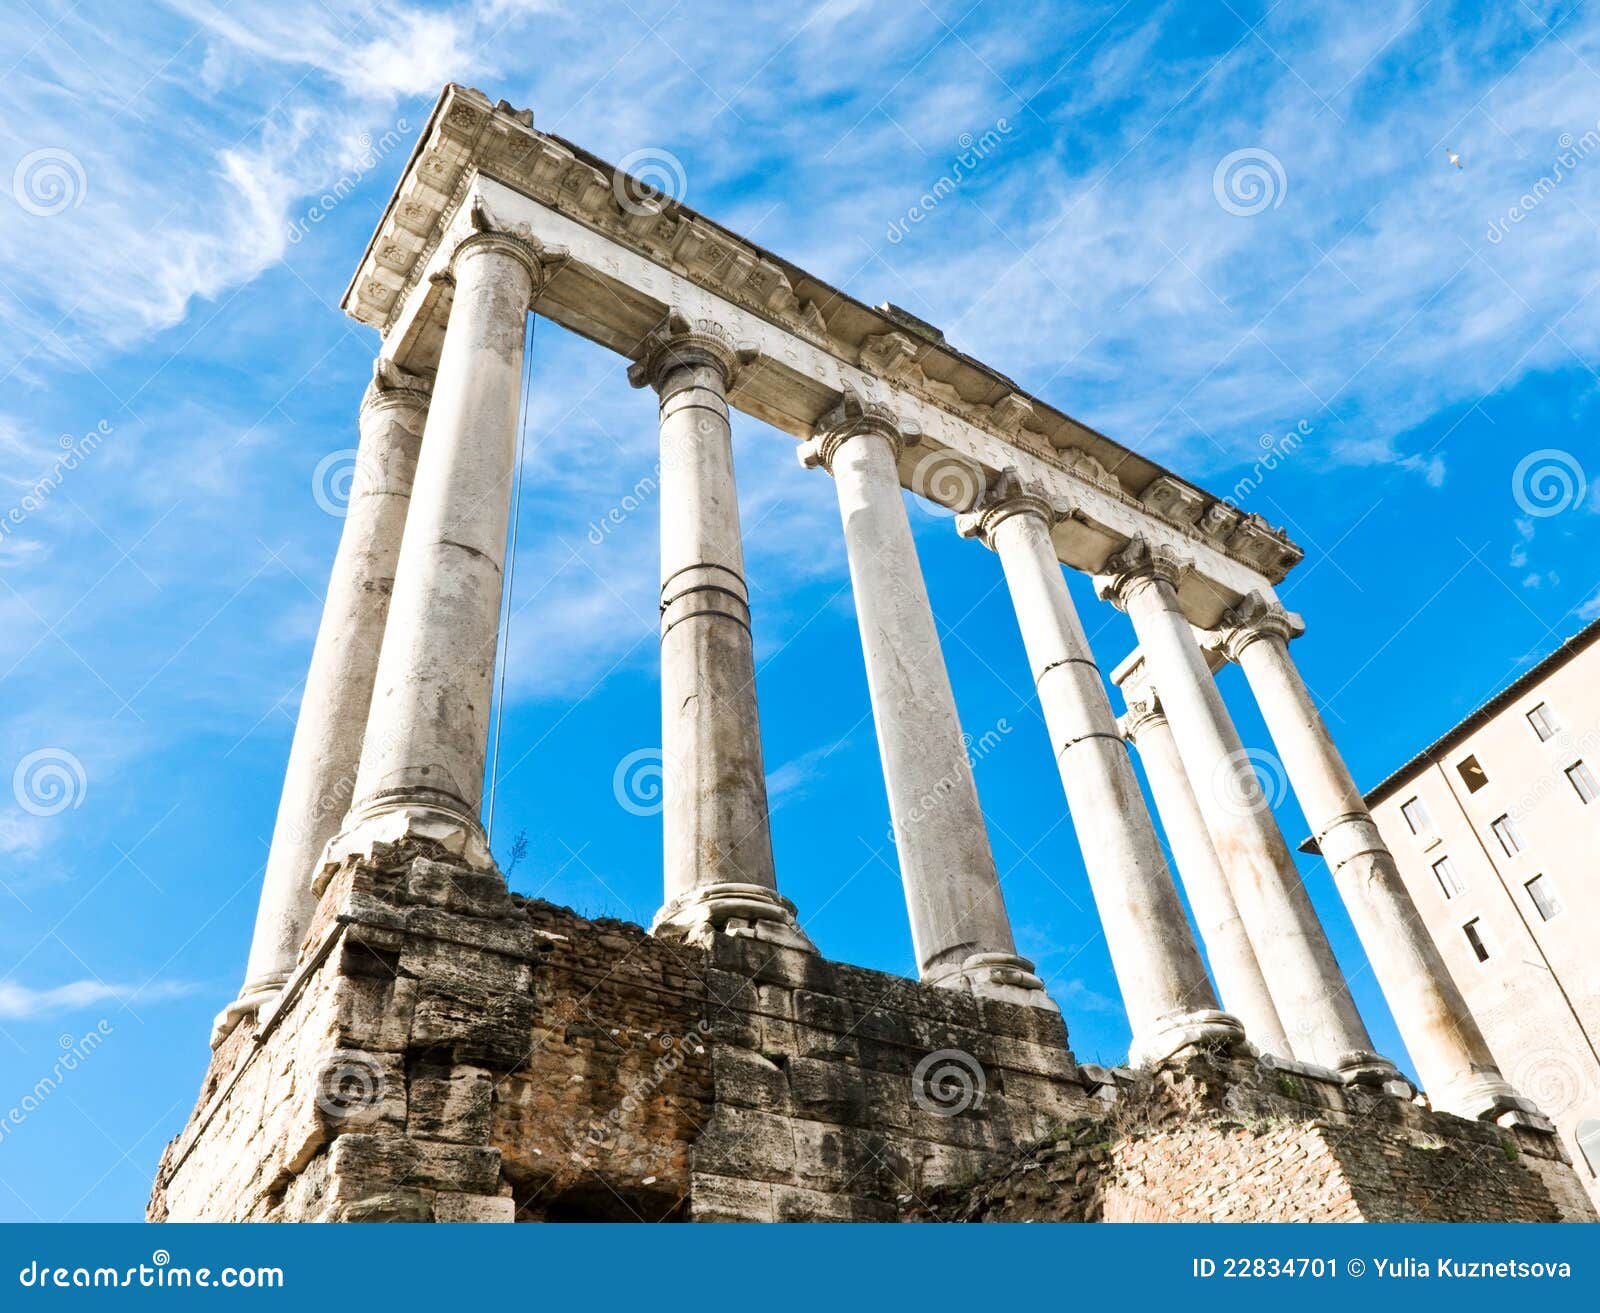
[0,978,199,1020]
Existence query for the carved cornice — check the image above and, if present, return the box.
[1095,535,1193,611]
[626,310,757,391]
[1214,589,1303,663]
[342,84,1306,586]
[956,467,1063,546]
[799,387,920,472]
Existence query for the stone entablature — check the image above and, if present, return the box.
[342,84,1301,618]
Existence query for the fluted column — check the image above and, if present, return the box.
[800,397,1050,1008]
[330,228,543,871]
[958,473,1236,1060]
[1096,538,1399,1084]
[1216,593,1545,1122]
[214,364,429,1045]
[1118,680,1289,1057]
[628,315,811,951]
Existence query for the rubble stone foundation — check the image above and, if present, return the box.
[150,843,1595,1223]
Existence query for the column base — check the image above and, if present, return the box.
[1335,1049,1415,1099]
[209,980,285,1049]
[1129,1009,1248,1068]
[651,883,817,953]
[925,953,1059,1011]
[314,801,493,895]
[1435,1066,1556,1131]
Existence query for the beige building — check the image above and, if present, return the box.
[1365,618,1600,1204]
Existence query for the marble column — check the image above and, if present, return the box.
[800,396,1050,1008]
[959,473,1238,1061]
[1118,679,1289,1057]
[1096,538,1399,1084]
[628,315,811,951]
[213,364,429,1045]
[332,228,543,871]
[1217,593,1545,1122]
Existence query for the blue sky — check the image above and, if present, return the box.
[2,0,1598,1222]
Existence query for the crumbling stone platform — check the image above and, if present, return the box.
[148,843,1595,1223]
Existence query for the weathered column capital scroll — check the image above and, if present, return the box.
[1095,535,1194,611]
[361,357,433,415]
[797,386,922,472]
[626,310,759,392]
[1213,589,1304,663]
[954,466,1066,547]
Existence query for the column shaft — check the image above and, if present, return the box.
[636,325,810,950]
[216,378,427,1042]
[1100,541,1393,1080]
[975,495,1238,1062]
[340,232,538,865]
[1224,602,1538,1120]
[1121,692,1289,1056]
[802,403,1048,1007]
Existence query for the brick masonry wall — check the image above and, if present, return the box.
[148,843,1597,1223]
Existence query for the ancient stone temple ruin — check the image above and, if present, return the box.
[149,86,1595,1223]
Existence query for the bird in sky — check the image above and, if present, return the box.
[1447,149,1464,168]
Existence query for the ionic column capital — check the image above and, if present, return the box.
[955,466,1065,546]
[447,228,549,292]
[1118,685,1167,742]
[360,358,433,415]
[627,310,758,392]
[442,201,565,299]
[1214,589,1304,663]
[1095,535,1193,611]
[798,387,921,472]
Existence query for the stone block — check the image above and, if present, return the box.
[689,1173,774,1222]
[787,1056,867,1125]
[410,980,536,1068]
[692,1105,796,1183]
[773,1182,896,1222]
[711,1047,789,1114]
[326,1132,502,1200]
[407,1063,495,1144]
[789,1120,891,1194]
[433,1190,515,1223]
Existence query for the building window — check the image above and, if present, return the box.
[1401,796,1434,837]
[1457,755,1489,792]
[1525,875,1561,921]
[1567,761,1598,805]
[1579,1121,1600,1178]
[1490,814,1524,858]
[1463,919,1490,962]
[1432,856,1465,899]
[1527,702,1561,742]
